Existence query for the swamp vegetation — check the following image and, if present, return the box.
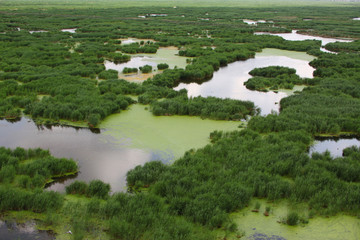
[0,2,360,240]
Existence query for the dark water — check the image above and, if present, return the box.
[0,220,54,240]
[309,137,360,157]
[0,118,159,192]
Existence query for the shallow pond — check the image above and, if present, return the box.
[29,30,48,34]
[243,19,268,25]
[0,105,240,192]
[174,48,315,115]
[232,199,360,240]
[104,47,188,82]
[119,38,155,45]
[255,30,352,52]
[61,28,77,33]
[0,220,54,240]
[309,137,360,157]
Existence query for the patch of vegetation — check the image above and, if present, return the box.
[139,64,153,73]
[245,66,305,91]
[1,3,360,240]
[122,67,138,74]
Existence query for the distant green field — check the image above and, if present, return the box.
[1,0,359,9]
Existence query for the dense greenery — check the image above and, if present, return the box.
[119,42,159,54]
[325,40,360,53]
[245,66,305,91]
[66,180,111,199]
[157,63,169,70]
[1,3,360,240]
[122,67,138,74]
[0,147,77,188]
[0,147,77,212]
[151,94,257,120]
[1,5,346,125]
[128,130,360,225]
[139,64,153,73]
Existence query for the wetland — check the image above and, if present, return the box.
[1,3,360,240]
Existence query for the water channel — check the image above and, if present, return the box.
[174,48,315,115]
[255,30,352,53]
[1,38,359,239]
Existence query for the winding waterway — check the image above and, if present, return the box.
[1,42,359,239]
[174,48,315,115]
[255,30,352,52]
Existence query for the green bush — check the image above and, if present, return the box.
[287,212,299,226]
[66,181,88,195]
[126,161,168,187]
[157,63,169,70]
[139,65,153,73]
[87,180,110,199]
[0,165,16,183]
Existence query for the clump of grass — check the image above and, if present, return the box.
[286,212,299,226]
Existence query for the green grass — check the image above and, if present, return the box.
[1,0,359,10]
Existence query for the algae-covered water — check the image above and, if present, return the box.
[100,104,241,161]
[232,199,360,240]
[0,105,240,192]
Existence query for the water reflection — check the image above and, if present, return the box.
[309,137,360,157]
[0,117,154,192]
[119,38,155,45]
[243,19,268,25]
[104,47,188,81]
[174,48,315,115]
[61,28,77,33]
[29,30,48,34]
[255,30,352,52]
[0,220,54,240]
[105,56,157,73]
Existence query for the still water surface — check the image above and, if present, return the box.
[0,105,240,192]
[309,137,360,157]
[0,220,54,240]
[1,44,359,238]
[174,48,315,115]
[105,47,188,81]
[255,30,352,52]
